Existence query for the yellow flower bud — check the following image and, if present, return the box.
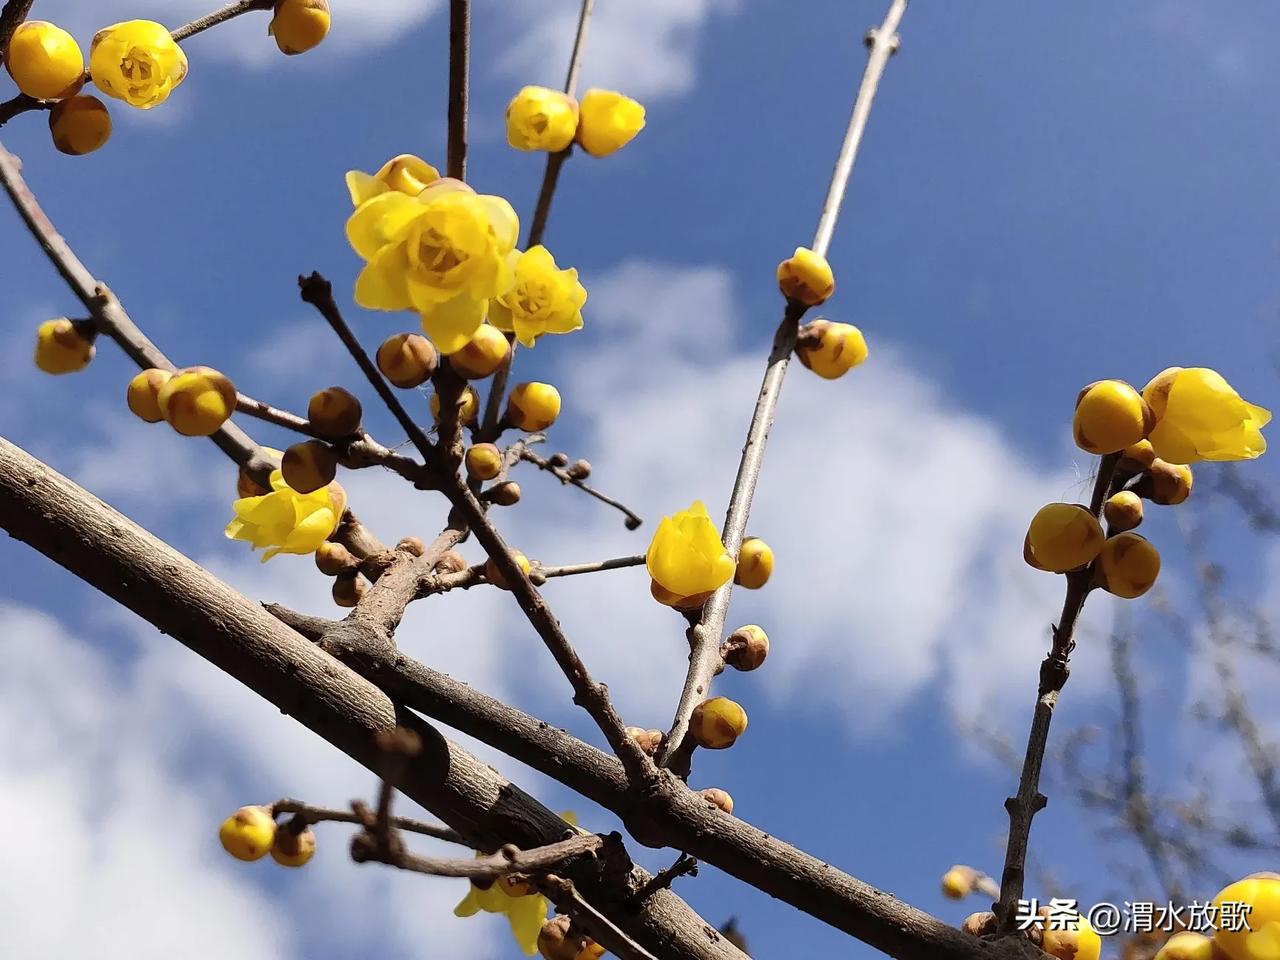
[157,366,236,436]
[1024,503,1104,574]
[777,246,834,306]
[1042,915,1101,960]
[270,824,316,867]
[377,332,438,388]
[723,624,769,672]
[941,866,976,900]
[450,324,511,379]
[282,440,338,494]
[1213,874,1280,960]
[48,94,111,155]
[734,537,773,589]
[1073,379,1154,455]
[218,805,276,861]
[796,319,867,379]
[1118,438,1157,475]
[126,368,173,422]
[700,787,735,815]
[506,85,579,152]
[575,88,645,157]
[5,20,84,100]
[430,385,480,424]
[269,0,330,55]
[307,386,362,438]
[1154,932,1215,960]
[1133,459,1193,506]
[577,942,606,960]
[646,501,735,599]
[1143,366,1269,464]
[625,726,664,756]
[690,696,747,750]
[1096,532,1160,599]
[332,571,367,607]
[1103,490,1143,532]
[90,20,187,110]
[34,318,94,374]
[507,381,561,432]
[315,540,356,576]
[485,550,531,591]
[466,443,503,481]
[961,913,997,938]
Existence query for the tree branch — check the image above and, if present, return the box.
[520,447,643,529]
[170,0,274,43]
[270,797,466,845]
[446,0,469,181]
[658,0,909,772]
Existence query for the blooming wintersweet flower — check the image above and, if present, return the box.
[225,466,346,561]
[506,85,579,152]
[90,20,187,109]
[1142,367,1269,464]
[454,873,548,955]
[488,245,586,347]
[575,88,645,157]
[646,501,736,597]
[345,179,519,354]
[345,154,441,207]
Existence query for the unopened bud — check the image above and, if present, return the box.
[396,536,426,556]
[690,697,748,750]
[332,572,367,607]
[218,805,276,862]
[625,727,664,756]
[537,915,580,960]
[1073,379,1153,455]
[1133,459,1193,506]
[961,912,997,938]
[34,317,95,374]
[484,550,531,591]
[308,386,362,438]
[723,624,769,671]
[270,823,317,867]
[157,366,236,436]
[734,537,774,590]
[941,865,977,900]
[1117,439,1157,476]
[126,368,173,423]
[315,540,357,576]
[1095,532,1161,599]
[700,787,734,815]
[377,332,437,388]
[488,481,521,506]
[435,550,467,574]
[449,324,511,380]
[549,452,569,467]
[282,440,339,494]
[1103,490,1144,532]
[566,459,591,480]
[1153,932,1214,960]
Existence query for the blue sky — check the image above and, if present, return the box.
[1,1,1277,958]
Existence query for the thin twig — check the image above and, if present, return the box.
[446,0,469,181]
[994,453,1119,930]
[428,553,646,593]
[631,853,698,904]
[270,798,467,844]
[355,829,604,879]
[520,448,643,529]
[657,0,908,771]
[0,0,35,59]
[170,0,274,42]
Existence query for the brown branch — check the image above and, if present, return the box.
[520,448,643,529]
[355,829,604,880]
[995,452,1119,930]
[0,437,748,960]
[425,553,646,593]
[0,0,34,58]
[446,0,469,181]
[631,853,698,904]
[170,0,274,42]
[658,0,908,772]
[270,797,466,845]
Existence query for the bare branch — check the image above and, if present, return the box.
[170,0,274,43]
[354,830,604,880]
[446,0,469,180]
[270,798,467,845]
[658,0,909,772]
[0,0,35,58]
[520,447,643,529]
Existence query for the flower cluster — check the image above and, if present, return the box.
[1024,369,1267,599]
[505,86,645,158]
[218,805,316,868]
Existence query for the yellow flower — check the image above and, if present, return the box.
[269,0,330,56]
[575,89,645,157]
[1142,367,1269,464]
[489,246,586,348]
[5,20,84,100]
[346,154,441,206]
[1214,874,1280,960]
[646,501,736,597]
[506,85,579,152]
[777,247,834,306]
[346,179,519,354]
[34,318,94,374]
[49,94,111,155]
[225,467,346,561]
[90,20,187,109]
[454,875,548,956]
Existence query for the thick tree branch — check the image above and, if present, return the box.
[0,436,746,960]
[0,0,35,58]
[659,0,909,771]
